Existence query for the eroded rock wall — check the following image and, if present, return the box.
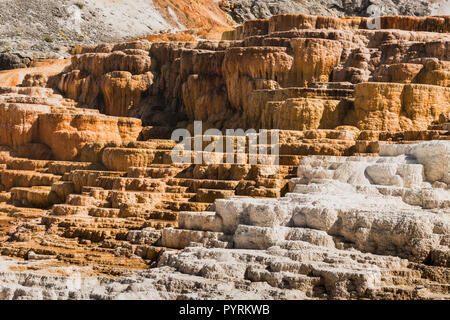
[55,14,449,133]
[0,86,141,160]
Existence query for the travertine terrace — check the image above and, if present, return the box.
[0,14,449,300]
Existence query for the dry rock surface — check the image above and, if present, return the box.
[0,13,448,300]
[220,0,450,23]
[0,141,449,300]
[1,0,449,66]
[54,13,450,134]
[0,0,231,64]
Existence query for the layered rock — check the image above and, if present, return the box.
[353,83,450,131]
[57,49,154,118]
[0,13,449,300]
[290,38,343,86]
[53,14,449,133]
[0,141,448,300]
[0,86,141,160]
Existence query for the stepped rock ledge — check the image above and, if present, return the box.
[0,12,449,300]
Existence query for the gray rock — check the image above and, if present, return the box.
[0,52,31,70]
[220,0,450,23]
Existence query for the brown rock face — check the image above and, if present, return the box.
[242,19,270,38]
[57,70,100,106]
[0,86,141,160]
[182,74,231,124]
[268,14,319,33]
[51,13,449,133]
[71,50,152,77]
[377,15,450,32]
[57,48,153,118]
[382,63,424,84]
[0,102,50,148]
[265,14,450,35]
[414,58,450,87]
[39,113,128,161]
[21,73,48,87]
[263,98,344,131]
[222,46,294,111]
[354,83,450,131]
[100,71,153,117]
[290,38,343,86]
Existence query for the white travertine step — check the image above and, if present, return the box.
[178,211,222,232]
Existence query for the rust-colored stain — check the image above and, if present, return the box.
[0,59,71,87]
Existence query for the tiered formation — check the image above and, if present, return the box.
[0,86,302,272]
[0,14,448,299]
[0,141,448,299]
[54,15,449,148]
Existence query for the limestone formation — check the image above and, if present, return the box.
[0,141,448,300]
[0,13,449,300]
[53,14,449,133]
[353,83,450,131]
[0,86,141,160]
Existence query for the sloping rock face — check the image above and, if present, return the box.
[0,0,231,63]
[219,0,450,23]
[0,141,448,299]
[55,14,450,133]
